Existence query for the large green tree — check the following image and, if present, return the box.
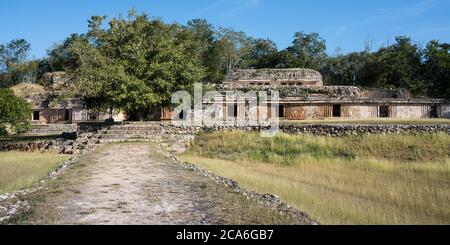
[68,11,205,120]
[321,52,369,86]
[0,39,30,72]
[37,12,448,100]
[371,36,425,94]
[36,34,85,82]
[242,38,279,69]
[0,88,31,135]
[285,31,327,70]
[423,40,450,99]
[0,39,38,88]
[215,27,252,73]
[186,19,221,83]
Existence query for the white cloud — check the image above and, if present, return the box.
[365,0,439,24]
[191,0,262,19]
[335,25,349,35]
[223,0,261,17]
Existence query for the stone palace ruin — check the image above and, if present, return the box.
[216,68,450,120]
[24,68,450,125]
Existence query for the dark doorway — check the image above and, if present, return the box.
[379,105,390,118]
[64,110,70,121]
[430,105,438,118]
[33,111,40,121]
[278,104,285,118]
[332,104,341,117]
[178,110,187,120]
[228,104,238,118]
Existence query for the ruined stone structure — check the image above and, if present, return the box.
[22,69,450,126]
[29,96,126,124]
[222,68,323,87]
[216,68,450,120]
[20,73,126,125]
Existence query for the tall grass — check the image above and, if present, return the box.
[181,131,450,224]
[0,151,69,194]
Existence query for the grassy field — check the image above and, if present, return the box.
[282,118,450,125]
[180,131,450,224]
[0,151,69,194]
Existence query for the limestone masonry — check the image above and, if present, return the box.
[20,68,450,125]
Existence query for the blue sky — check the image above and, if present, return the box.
[1,0,449,58]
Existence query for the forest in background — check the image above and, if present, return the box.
[0,10,449,113]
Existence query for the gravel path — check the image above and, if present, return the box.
[37,143,302,225]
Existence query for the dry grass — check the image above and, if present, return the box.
[0,151,69,194]
[180,131,450,224]
[10,82,46,98]
[283,118,450,125]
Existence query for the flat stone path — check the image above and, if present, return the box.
[32,143,301,225]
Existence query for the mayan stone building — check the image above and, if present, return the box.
[24,69,450,124]
[216,68,450,120]
[222,68,324,87]
[19,72,126,125]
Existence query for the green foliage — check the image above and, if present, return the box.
[322,37,450,98]
[0,39,39,88]
[34,9,449,102]
[370,37,425,94]
[64,11,205,118]
[187,19,228,83]
[35,34,85,82]
[242,38,279,69]
[0,88,31,135]
[216,27,253,73]
[285,32,327,70]
[190,131,450,165]
[0,39,30,72]
[423,41,450,99]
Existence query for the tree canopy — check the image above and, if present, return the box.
[0,88,31,135]
[64,12,206,119]
[0,39,38,88]
[0,10,448,113]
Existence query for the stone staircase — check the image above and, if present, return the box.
[26,123,77,135]
[95,122,195,153]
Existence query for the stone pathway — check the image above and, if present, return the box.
[32,143,303,225]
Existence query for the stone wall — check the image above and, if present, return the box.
[87,122,449,137]
[0,133,100,155]
[0,140,64,152]
[27,123,77,135]
[162,123,450,136]
[222,68,323,87]
[5,122,447,156]
[278,124,449,136]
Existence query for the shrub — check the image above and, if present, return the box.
[0,88,31,135]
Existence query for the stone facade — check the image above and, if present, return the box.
[216,69,450,120]
[21,72,126,125]
[80,122,450,139]
[222,68,323,87]
[21,69,450,125]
